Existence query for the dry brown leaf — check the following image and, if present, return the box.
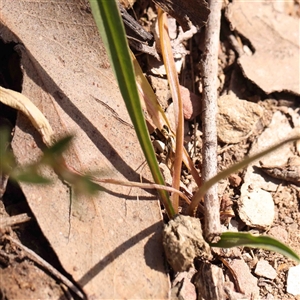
[152,0,210,31]
[0,1,169,298]
[227,1,300,95]
[0,87,54,146]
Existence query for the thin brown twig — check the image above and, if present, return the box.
[90,177,191,205]
[0,213,31,228]
[62,162,191,203]
[198,0,222,242]
[5,235,85,299]
[219,256,245,294]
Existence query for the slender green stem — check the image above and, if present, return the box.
[89,0,175,218]
[189,136,300,215]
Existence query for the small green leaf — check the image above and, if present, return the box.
[74,174,103,195]
[43,135,73,158]
[15,172,52,184]
[189,136,300,215]
[41,135,73,167]
[0,127,10,158]
[211,232,300,263]
[0,151,16,173]
[0,128,17,173]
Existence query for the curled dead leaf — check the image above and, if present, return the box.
[0,87,54,146]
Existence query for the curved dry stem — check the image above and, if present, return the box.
[158,8,184,214]
[92,177,191,205]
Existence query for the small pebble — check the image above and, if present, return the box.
[238,187,274,229]
[287,265,300,295]
[228,259,259,298]
[284,216,294,224]
[229,174,242,187]
[254,260,277,280]
[268,226,288,243]
[153,140,165,153]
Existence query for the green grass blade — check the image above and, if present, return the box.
[89,0,175,218]
[189,136,300,215]
[15,172,52,184]
[212,232,300,263]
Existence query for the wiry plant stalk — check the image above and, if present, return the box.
[158,8,184,214]
[199,0,222,243]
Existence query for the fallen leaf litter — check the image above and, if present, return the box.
[1,0,300,299]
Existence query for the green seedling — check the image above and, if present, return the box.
[89,0,175,218]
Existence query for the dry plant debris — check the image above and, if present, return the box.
[0,0,300,299]
[226,2,300,94]
[1,1,169,298]
[162,215,211,272]
[152,0,210,31]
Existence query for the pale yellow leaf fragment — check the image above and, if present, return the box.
[0,87,54,146]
